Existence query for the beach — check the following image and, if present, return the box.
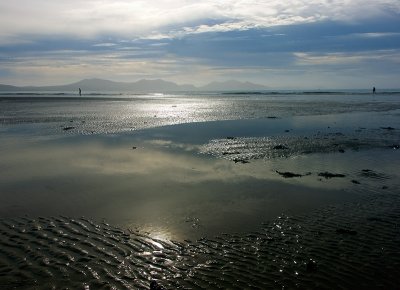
[0,91,400,289]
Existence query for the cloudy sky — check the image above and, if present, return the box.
[1,0,399,88]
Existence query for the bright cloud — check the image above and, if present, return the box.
[1,0,399,41]
[294,50,400,65]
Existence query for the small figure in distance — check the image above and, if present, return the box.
[79,88,82,96]
[373,86,376,94]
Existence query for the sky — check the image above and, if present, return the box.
[0,0,400,89]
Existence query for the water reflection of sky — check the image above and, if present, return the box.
[1,111,399,241]
[0,134,342,240]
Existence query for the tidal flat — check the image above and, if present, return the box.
[0,93,400,289]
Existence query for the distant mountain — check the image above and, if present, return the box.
[131,79,196,92]
[0,78,267,93]
[199,80,268,91]
[0,84,20,91]
[69,78,127,91]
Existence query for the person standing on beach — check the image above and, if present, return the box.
[79,88,82,96]
[373,87,376,94]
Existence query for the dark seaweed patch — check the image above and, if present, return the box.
[233,158,250,164]
[318,172,346,179]
[360,169,390,180]
[276,171,311,178]
[273,145,289,150]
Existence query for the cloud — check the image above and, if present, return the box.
[1,0,400,42]
[294,50,400,66]
[351,32,400,38]
[0,46,211,85]
[1,1,400,88]
[93,43,118,47]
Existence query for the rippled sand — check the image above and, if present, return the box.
[1,187,399,289]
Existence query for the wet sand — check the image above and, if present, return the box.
[1,191,399,289]
[0,96,400,288]
[0,122,358,241]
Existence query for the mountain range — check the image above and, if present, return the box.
[0,78,268,93]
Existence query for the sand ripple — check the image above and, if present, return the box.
[1,187,399,289]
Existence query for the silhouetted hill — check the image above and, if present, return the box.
[199,80,268,91]
[0,78,267,93]
[0,84,20,91]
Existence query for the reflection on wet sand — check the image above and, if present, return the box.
[1,106,400,288]
[0,133,358,241]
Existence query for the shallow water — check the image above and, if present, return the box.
[0,93,400,288]
[0,125,356,241]
[1,92,400,136]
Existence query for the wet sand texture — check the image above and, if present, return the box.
[1,188,399,290]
